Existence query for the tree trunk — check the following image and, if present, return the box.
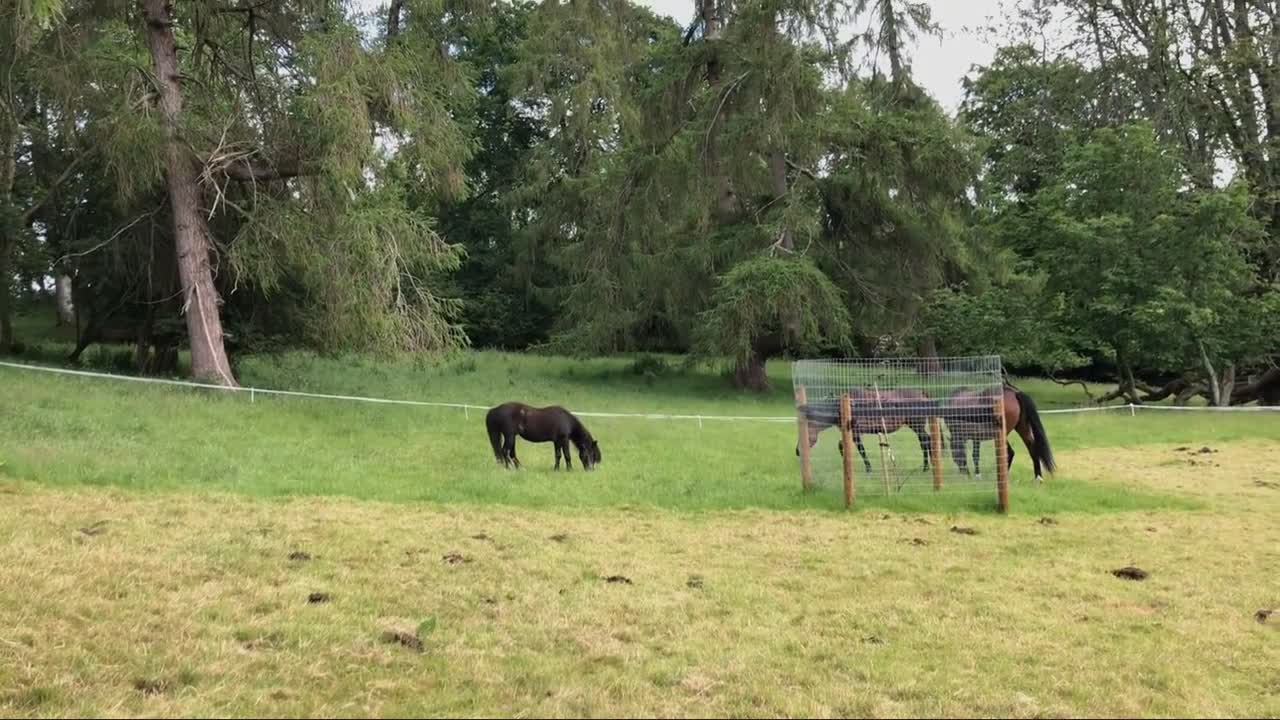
[1,112,16,352]
[387,0,405,41]
[0,240,12,352]
[1216,362,1235,407]
[141,0,237,386]
[879,0,906,91]
[734,350,769,392]
[919,334,941,374]
[1199,340,1222,407]
[55,274,74,326]
[700,0,737,220]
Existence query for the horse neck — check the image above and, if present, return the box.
[568,418,591,447]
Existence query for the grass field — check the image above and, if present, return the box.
[2,309,1279,716]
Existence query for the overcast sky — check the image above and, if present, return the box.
[636,0,1005,113]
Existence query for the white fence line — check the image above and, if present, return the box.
[3,359,1278,422]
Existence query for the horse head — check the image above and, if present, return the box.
[578,437,602,470]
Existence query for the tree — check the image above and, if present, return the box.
[1032,124,1267,402]
[434,1,555,348]
[511,0,975,390]
[9,0,478,378]
[1,0,71,351]
[1056,0,1280,276]
[139,0,236,384]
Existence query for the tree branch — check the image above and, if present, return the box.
[785,158,820,183]
[1049,374,1096,401]
[22,151,90,227]
[197,154,312,182]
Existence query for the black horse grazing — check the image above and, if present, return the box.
[485,402,602,471]
[796,387,935,473]
[943,384,1056,483]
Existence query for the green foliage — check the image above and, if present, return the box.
[916,282,1083,371]
[230,175,467,355]
[695,256,853,365]
[1032,124,1264,372]
[815,78,980,336]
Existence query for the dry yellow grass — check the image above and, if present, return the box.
[1,442,1278,718]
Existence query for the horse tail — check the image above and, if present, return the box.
[1016,389,1055,474]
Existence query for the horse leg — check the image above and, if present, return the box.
[913,421,930,471]
[490,429,508,468]
[554,441,562,470]
[562,436,573,471]
[973,439,982,480]
[854,430,872,474]
[951,432,968,475]
[1007,441,1016,470]
[505,431,520,469]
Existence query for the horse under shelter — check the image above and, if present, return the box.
[791,355,1013,511]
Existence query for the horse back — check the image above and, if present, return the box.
[486,402,530,431]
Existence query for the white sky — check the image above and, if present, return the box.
[635,0,1005,113]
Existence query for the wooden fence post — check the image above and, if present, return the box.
[929,416,943,491]
[994,395,1009,513]
[795,385,813,492]
[839,393,855,508]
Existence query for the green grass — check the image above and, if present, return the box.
[3,352,1256,514]
[3,332,1280,716]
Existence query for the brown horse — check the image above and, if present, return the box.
[486,402,601,471]
[796,387,935,473]
[943,385,1055,483]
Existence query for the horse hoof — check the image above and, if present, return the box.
[1035,475,1044,485]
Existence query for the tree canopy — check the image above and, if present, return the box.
[2,0,1276,403]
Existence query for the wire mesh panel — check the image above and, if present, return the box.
[792,356,1009,509]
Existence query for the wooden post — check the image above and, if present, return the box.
[929,417,943,491]
[994,395,1009,513]
[795,385,814,492]
[839,393,856,508]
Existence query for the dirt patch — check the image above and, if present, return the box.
[603,575,632,585]
[950,526,978,536]
[132,678,168,696]
[899,538,929,546]
[1256,609,1274,624]
[686,575,704,589]
[1254,481,1280,490]
[78,520,108,537]
[1038,517,1058,526]
[1198,447,1217,454]
[470,533,490,541]
[549,533,569,543]
[287,551,311,562]
[306,592,331,604]
[442,552,471,565]
[1111,566,1148,581]
[380,629,423,652]
[862,635,886,645]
